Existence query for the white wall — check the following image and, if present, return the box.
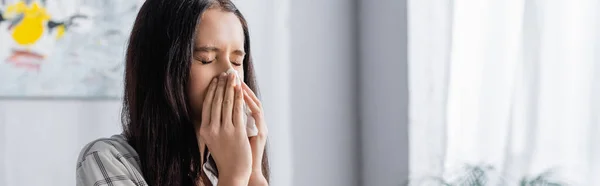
[0,100,122,186]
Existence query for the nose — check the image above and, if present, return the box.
[216,56,234,73]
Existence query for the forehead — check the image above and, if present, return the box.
[195,8,245,47]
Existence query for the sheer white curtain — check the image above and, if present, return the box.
[409,0,600,185]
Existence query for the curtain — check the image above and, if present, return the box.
[409,0,600,185]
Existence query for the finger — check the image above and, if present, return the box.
[242,82,261,108]
[221,73,236,128]
[243,92,262,119]
[233,84,246,131]
[241,83,266,133]
[211,72,228,127]
[243,90,267,137]
[201,77,218,128]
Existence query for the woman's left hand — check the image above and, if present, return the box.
[242,83,269,186]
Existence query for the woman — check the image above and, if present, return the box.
[75,0,269,185]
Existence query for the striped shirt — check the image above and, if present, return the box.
[75,135,218,186]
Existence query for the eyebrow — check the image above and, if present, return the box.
[195,46,246,56]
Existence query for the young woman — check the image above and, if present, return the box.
[75,0,269,185]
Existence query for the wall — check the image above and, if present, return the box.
[0,100,122,185]
[359,0,410,185]
[289,0,361,186]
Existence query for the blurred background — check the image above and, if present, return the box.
[0,0,599,186]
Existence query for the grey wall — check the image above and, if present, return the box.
[290,0,361,186]
[359,0,410,186]
[290,0,409,185]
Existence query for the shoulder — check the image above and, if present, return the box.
[76,135,146,186]
[76,135,139,168]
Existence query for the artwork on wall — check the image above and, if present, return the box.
[0,0,142,98]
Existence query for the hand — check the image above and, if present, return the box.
[242,83,269,186]
[197,72,252,184]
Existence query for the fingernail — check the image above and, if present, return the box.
[220,72,227,79]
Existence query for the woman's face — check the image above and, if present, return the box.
[189,8,246,121]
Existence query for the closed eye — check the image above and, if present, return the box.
[231,61,242,66]
[200,59,214,64]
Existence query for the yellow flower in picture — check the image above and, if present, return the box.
[6,1,51,46]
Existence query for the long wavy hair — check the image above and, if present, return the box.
[122,0,269,185]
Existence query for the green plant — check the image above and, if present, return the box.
[406,164,567,186]
[519,169,566,186]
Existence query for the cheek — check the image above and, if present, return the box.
[190,79,210,99]
[188,67,216,112]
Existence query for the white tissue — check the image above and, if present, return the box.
[226,68,258,137]
[202,158,219,185]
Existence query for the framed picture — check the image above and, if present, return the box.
[0,0,142,99]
